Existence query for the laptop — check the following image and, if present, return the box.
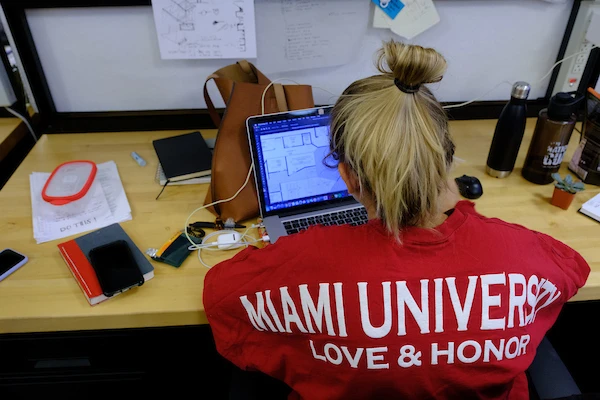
[247,106,367,243]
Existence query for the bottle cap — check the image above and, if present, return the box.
[511,82,531,99]
[548,92,584,121]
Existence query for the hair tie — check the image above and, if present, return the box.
[394,78,421,94]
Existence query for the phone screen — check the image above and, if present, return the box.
[88,240,143,296]
[0,249,26,275]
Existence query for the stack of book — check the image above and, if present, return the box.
[57,224,154,305]
[580,193,600,222]
[153,131,212,186]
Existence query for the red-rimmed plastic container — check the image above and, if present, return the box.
[42,161,98,206]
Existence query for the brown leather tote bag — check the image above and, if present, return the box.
[203,60,314,222]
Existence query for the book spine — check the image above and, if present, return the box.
[58,241,103,301]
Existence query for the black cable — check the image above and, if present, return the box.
[156,179,170,200]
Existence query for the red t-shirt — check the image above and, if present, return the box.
[203,201,590,399]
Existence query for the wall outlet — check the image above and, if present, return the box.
[581,40,595,53]
[573,63,585,74]
[553,3,600,95]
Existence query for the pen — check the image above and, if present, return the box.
[131,152,146,167]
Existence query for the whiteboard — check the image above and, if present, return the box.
[25,1,573,113]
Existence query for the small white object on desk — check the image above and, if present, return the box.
[131,152,146,167]
[579,193,600,222]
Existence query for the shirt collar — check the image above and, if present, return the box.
[367,200,474,245]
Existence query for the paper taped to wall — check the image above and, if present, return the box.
[373,0,440,40]
[255,0,370,74]
[151,0,257,59]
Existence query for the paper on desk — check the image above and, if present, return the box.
[373,0,440,40]
[31,175,113,243]
[96,161,132,220]
[255,0,369,73]
[150,0,257,59]
[30,161,132,244]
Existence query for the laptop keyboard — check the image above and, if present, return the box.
[283,207,368,235]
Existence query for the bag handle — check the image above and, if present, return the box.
[204,74,222,128]
[273,83,289,112]
[238,60,257,82]
[203,61,266,128]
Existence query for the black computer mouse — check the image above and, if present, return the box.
[455,175,483,199]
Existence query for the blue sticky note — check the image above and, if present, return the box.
[372,0,405,20]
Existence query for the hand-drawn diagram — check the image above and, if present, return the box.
[151,0,257,59]
[261,126,347,204]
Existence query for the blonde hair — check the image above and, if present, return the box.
[329,40,455,238]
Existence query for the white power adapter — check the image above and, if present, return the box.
[217,232,242,249]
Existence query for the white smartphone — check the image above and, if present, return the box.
[0,249,28,282]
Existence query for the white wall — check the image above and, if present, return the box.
[24,0,573,113]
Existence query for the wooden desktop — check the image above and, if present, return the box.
[0,119,598,334]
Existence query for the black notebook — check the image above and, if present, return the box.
[152,132,212,182]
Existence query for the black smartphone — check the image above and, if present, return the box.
[88,240,144,297]
[0,249,28,282]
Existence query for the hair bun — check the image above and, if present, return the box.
[376,40,447,87]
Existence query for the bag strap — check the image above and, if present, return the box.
[203,61,266,128]
[273,84,289,112]
[238,60,257,82]
[204,74,222,128]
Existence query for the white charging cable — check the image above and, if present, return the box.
[184,78,334,267]
[261,78,337,114]
[533,45,597,86]
[443,45,598,110]
[442,81,514,110]
[189,226,267,268]
[184,45,596,267]
[183,164,254,248]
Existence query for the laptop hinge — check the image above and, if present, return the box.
[271,199,361,219]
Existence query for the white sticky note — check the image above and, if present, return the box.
[373,0,440,40]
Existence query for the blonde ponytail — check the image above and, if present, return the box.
[329,40,455,238]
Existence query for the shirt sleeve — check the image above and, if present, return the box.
[203,237,306,370]
[535,232,591,299]
[203,245,263,370]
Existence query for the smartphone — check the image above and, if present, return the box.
[0,249,28,282]
[88,240,144,297]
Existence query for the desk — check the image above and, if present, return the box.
[0,118,25,161]
[0,120,599,334]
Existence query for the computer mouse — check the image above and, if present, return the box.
[455,175,483,199]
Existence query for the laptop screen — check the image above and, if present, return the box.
[248,107,351,214]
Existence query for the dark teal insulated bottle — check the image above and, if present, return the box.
[486,81,531,178]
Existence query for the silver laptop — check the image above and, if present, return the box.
[247,106,367,243]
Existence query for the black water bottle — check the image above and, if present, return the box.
[486,81,531,178]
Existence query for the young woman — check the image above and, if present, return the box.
[204,41,589,399]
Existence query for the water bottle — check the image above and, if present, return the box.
[522,92,583,184]
[486,82,531,178]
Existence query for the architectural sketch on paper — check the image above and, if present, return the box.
[152,0,257,59]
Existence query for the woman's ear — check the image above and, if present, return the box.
[338,162,360,195]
